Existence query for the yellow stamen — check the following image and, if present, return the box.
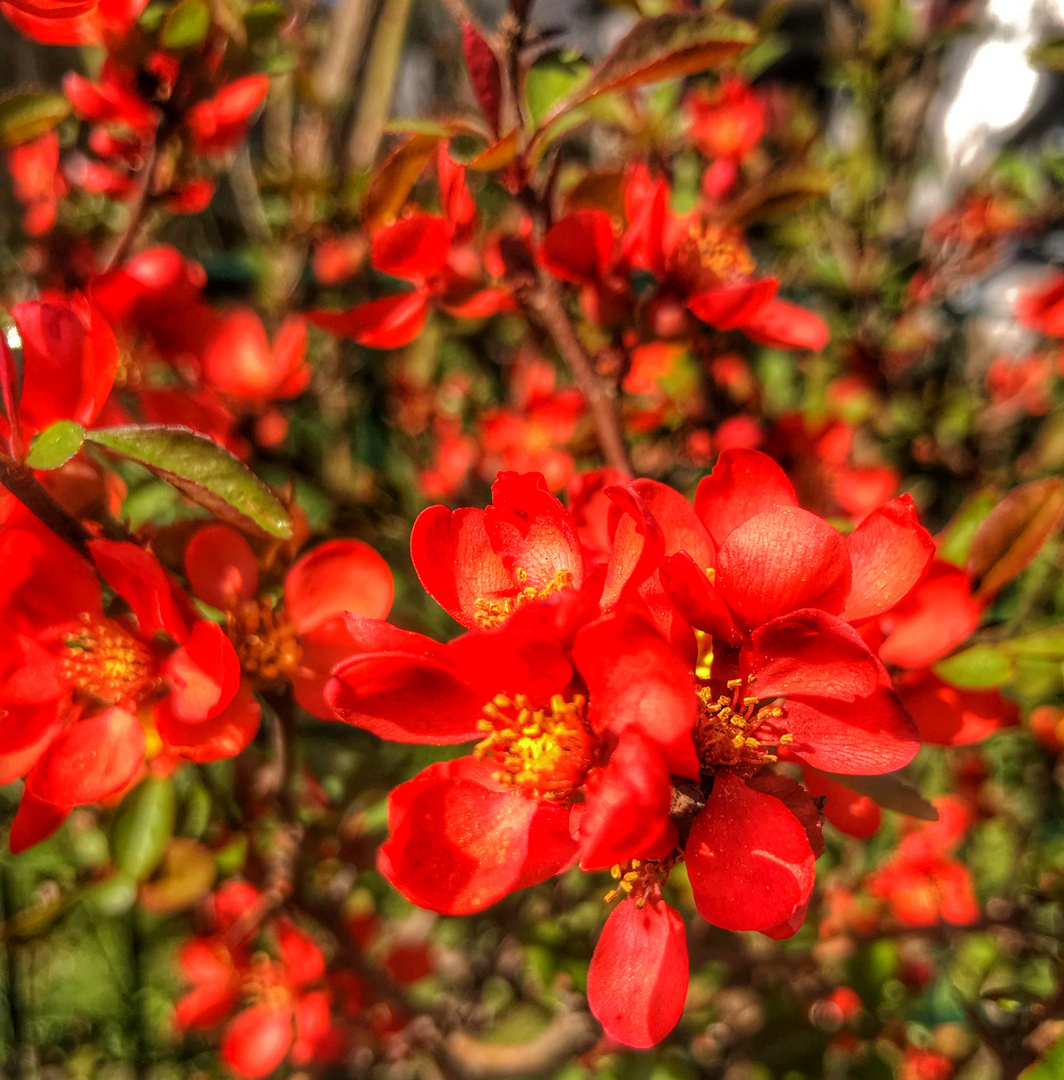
[473,567,574,630]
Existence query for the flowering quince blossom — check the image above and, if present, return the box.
[183,523,394,717]
[685,76,766,200]
[0,514,259,852]
[0,0,143,44]
[309,147,512,348]
[175,882,344,1078]
[322,454,935,1047]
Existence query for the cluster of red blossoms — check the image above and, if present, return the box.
[324,448,940,1047]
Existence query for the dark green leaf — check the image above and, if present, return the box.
[1029,39,1064,71]
[86,424,293,538]
[830,773,939,821]
[111,777,175,882]
[0,91,71,149]
[26,421,85,471]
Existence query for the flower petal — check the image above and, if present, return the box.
[895,669,1019,746]
[631,478,716,568]
[686,770,815,932]
[285,538,394,634]
[693,448,798,548]
[184,524,259,609]
[308,291,431,350]
[587,890,689,1048]
[372,214,451,281]
[90,539,188,641]
[841,496,934,623]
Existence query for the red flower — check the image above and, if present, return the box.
[895,669,1018,746]
[183,525,394,717]
[685,77,766,199]
[201,309,311,403]
[0,520,258,850]
[0,0,143,43]
[309,148,511,348]
[6,131,66,236]
[866,797,980,927]
[184,76,270,157]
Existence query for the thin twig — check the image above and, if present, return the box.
[312,0,374,107]
[0,461,92,557]
[228,144,272,244]
[100,140,159,272]
[437,0,477,30]
[444,1011,598,1079]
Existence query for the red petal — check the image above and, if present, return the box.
[372,214,452,281]
[411,505,510,628]
[276,918,326,988]
[877,562,981,669]
[587,891,689,1048]
[896,669,1018,746]
[90,539,188,641]
[660,552,737,642]
[688,278,776,329]
[742,298,830,351]
[630,479,716,567]
[9,791,68,853]
[27,707,145,806]
[601,485,665,608]
[308,291,431,349]
[285,538,394,634]
[378,758,576,914]
[801,767,882,838]
[573,611,698,778]
[221,1004,293,1079]
[155,679,261,762]
[693,448,797,548]
[0,703,62,784]
[539,209,615,285]
[327,653,485,743]
[770,686,920,774]
[686,770,815,932]
[741,609,880,701]
[184,524,259,609]
[716,507,851,630]
[841,495,934,623]
[578,734,677,870]
[161,620,240,722]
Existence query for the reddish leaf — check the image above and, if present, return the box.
[967,479,1064,601]
[361,133,442,231]
[462,21,502,135]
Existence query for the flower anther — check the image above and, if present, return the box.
[475,691,597,800]
[227,599,303,687]
[63,614,157,706]
[473,567,574,629]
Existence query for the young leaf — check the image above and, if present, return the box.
[85,425,293,539]
[572,13,755,106]
[829,773,939,821]
[462,21,503,135]
[933,643,1015,689]
[112,776,176,882]
[361,132,442,231]
[937,489,999,568]
[160,0,211,49]
[25,421,85,470]
[1000,625,1064,659]
[0,91,71,148]
[968,478,1064,601]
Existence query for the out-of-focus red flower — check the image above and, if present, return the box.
[1017,271,1064,337]
[313,231,368,286]
[895,669,1018,745]
[866,797,980,927]
[0,521,259,851]
[900,1049,954,1080]
[985,353,1052,416]
[1030,704,1064,752]
[201,309,311,402]
[0,0,143,43]
[6,132,66,236]
[802,767,882,838]
[310,148,512,348]
[685,77,765,199]
[184,76,270,156]
[184,525,394,718]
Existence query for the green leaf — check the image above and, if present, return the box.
[244,0,285,40]
[830,773,939,821]
[937,489,999,568]
[160,0,211,49]
[0,90,71,148]
[111,776,175,882]
[25,421,85,470]
[1028,39,1064,71]
[1001,625,1064,660]
[933,644,1015,689]
[525,52,590,128]
[727,166,834,226]
[1020,1033,1064,1078]
[85,424,293,538]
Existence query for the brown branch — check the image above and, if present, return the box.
[0,461,91,557]
[437,0,477,31]
[532,271,631,476]
[312,0,374,108]
[100,140,159,272]
[444,1011,598,1079]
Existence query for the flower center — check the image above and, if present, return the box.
[63,615,157,706]
[604,855,678,906]
[475,691,596,800]
[473,567,575,630]
[227,599,303,687]
[682,222,755,282]
[694,678,791,776]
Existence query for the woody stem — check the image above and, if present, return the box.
[0,460,91,558]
